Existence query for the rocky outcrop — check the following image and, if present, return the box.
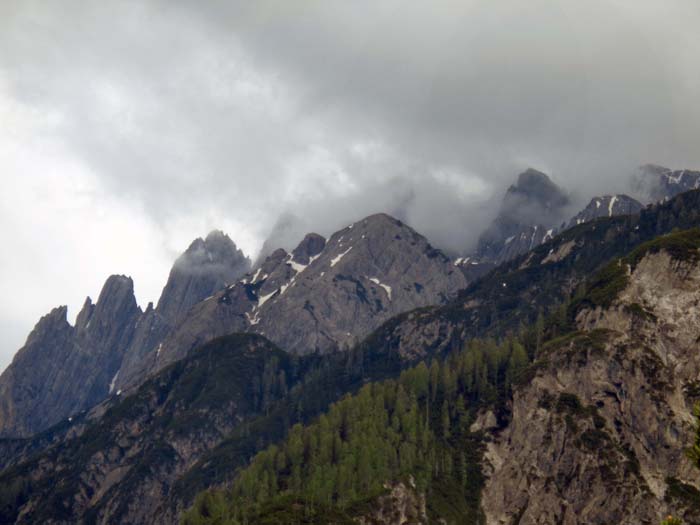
[0,232,250,439]
[357,479,428,525]
[0,334,302,525]
[0,276,141,437]
[124,214,466,387]
[156,230,250,323]
[634,164,700,203]
[473,169,569,265]
[115,231,250,391]
[568,194,643,228]
[254,214,465,354]
[481,248,700,524]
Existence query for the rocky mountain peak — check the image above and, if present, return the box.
[203,228,228,243]
[95,274,136,305]
[156,231,251,323]
[29,305,71,337]
[174,230,248,273]
[291,233,326,265]
[241,213,463,354]
[474,169,569,264]
[633,164,700,203]
[144,213,466,369]
[0,275,142,437]
[84,275,142,357]
[567,194,643,228]
[91,275,139,328]
[75,296,95,332]
[503,168,570,223]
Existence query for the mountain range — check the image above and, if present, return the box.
[1,164,699,524]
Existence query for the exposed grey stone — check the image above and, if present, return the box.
[156,230,251,323]
[568,194,643,228]
[0,276,141,437]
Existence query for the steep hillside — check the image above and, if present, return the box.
[366,189,700,367]
[182,337,529,525]
[0,276,141,437]
[110,194,700,521]
[0,334,305,524]
[183,229,700,525]
[0,321,434,525]
[481,229,700,524]
[120,213,466,390]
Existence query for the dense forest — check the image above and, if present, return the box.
[182,337,530,524]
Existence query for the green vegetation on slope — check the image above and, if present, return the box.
[182,338,530,525]
[687,404,700,474]
[572,227,700,312]
[0,334,309,524]
[438,191,700,337]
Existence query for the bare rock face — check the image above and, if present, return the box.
[475,169,569,265]
[156,230,251,323]
[481,249,700,524]
[115,231,250,391]
[0,276,141,437]
[255,214,466,354]
[634,164,700,203]
[142,214,466,381]
[567,194,643,228]
[357,479,428,525]
[0,232,250,438]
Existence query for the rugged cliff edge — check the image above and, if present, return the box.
[122,213,466,390]
[0,276,141,437]
[481,232,700,524]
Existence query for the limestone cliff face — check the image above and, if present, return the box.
[481,249,700,524]
[0,233,250,438]
[0,276,141,437]
[156,230,251,324]
[134,214,466,385]
[567,194,643,228]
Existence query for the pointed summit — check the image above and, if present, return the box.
[568,194,643,228]
[88,275,141,347]
[0,275,142,437]
[27,305,71,342]
[75,296,94,332]
[633,164,700,203]
[291,233,326,265]
[474,169,569,264]
[502,168,570,224]
[156,231,251,322]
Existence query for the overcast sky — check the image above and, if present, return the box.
[1,1,699,372]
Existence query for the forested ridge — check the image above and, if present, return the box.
[182,337,530,524]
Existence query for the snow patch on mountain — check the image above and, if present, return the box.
[330,246,353,267]
[109,370,120,394]
[368,277,392,300]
